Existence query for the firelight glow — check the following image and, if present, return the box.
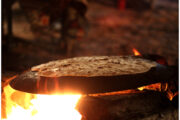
[132,48,141,56]
[2,85,82,120]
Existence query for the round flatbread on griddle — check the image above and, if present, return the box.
[31,56,157,78]
[10,56,170,94]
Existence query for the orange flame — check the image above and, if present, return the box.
[2,85,82,120]
[137,83,161,91]
[137,83,178,101]
[132,48,141,56]
[167,91,178,101]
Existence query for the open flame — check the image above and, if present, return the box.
[2,85,82,120]
[132,48,141,56]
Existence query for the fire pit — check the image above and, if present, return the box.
[2,55,178,120]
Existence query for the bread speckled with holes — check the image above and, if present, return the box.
[31,56,157,77]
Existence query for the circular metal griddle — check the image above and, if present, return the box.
[9,56,173,95]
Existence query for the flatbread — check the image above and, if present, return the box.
[31,56,157,77]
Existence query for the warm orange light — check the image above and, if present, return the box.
[166,91,178,101]
[132,48,141,56]
[137,83,161,91]
[2,85,82,120]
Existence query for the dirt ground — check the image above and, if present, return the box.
[2,1,178,76]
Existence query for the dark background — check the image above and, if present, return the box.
[2,0,178,78]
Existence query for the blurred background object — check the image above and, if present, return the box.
[2,0,178,73]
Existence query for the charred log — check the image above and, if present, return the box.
[76,91,178,120]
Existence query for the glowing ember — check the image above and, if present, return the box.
[132,48,141,56]
[138,83,162,91]
[167,91,178,101]
[2,85,82,120]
